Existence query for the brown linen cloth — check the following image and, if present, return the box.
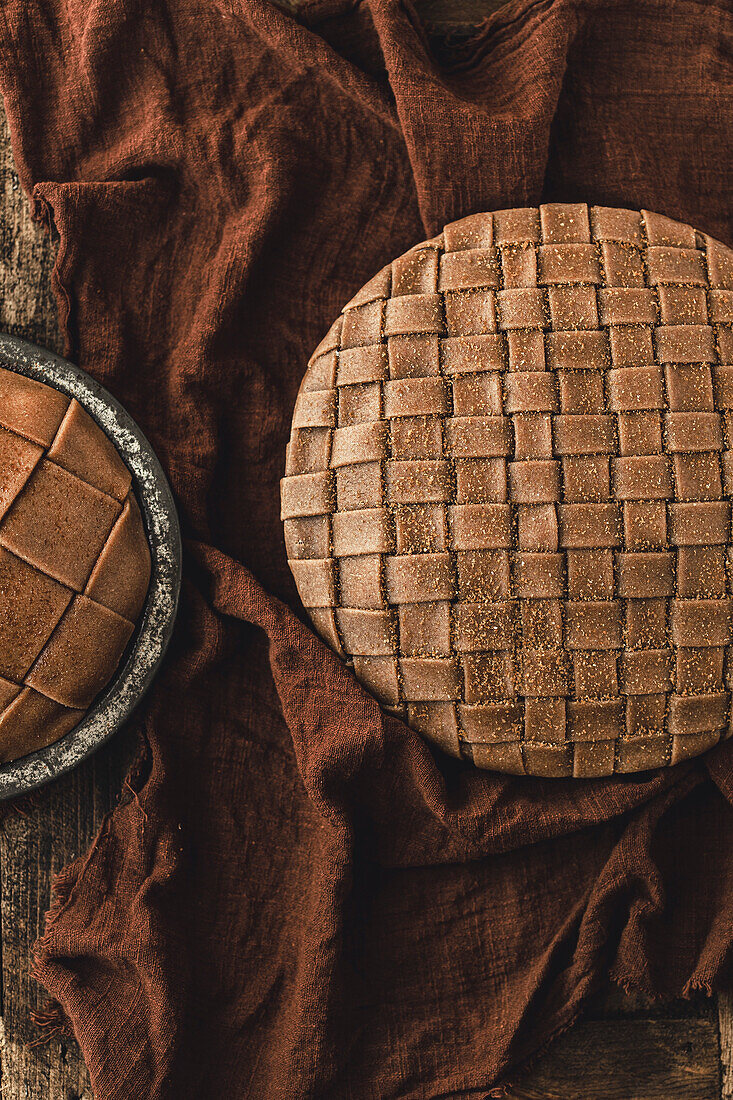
[1,0,733,1096]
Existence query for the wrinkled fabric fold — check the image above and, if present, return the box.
[0,0,731,1097]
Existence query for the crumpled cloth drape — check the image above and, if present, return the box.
[0,1,732,1097]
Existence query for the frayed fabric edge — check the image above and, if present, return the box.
[609,963,722,1003]
[31,186,75,360]
[27,1000,73,1048]
[28,728,151,1049]
[26,861,80,1049]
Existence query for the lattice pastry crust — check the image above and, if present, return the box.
[0,368,151,762]
[281,204,733,777]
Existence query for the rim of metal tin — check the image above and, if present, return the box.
[0,335,181,800]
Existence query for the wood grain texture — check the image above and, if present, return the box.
[0,115,60,355]
[504,1018,721,1100]
[0,0,732,1094]
[720,993,733,1100]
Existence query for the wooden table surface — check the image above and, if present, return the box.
[0,2,732,1096]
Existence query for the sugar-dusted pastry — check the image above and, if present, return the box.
[0,368,151,762]
[282,204,733,777]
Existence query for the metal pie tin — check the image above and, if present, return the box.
[0,335,181,799]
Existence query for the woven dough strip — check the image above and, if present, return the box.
[282,204,733,778]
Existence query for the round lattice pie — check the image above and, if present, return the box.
[281,203,733,778]
[0,367,151,763]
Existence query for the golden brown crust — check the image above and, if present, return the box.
[281,204,733,778]
[0,370,151,763]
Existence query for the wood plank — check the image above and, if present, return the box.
[0,93,137,1100]
[504,1017,721,1100]
[0,111,61,355]
[720,993,733,1100]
